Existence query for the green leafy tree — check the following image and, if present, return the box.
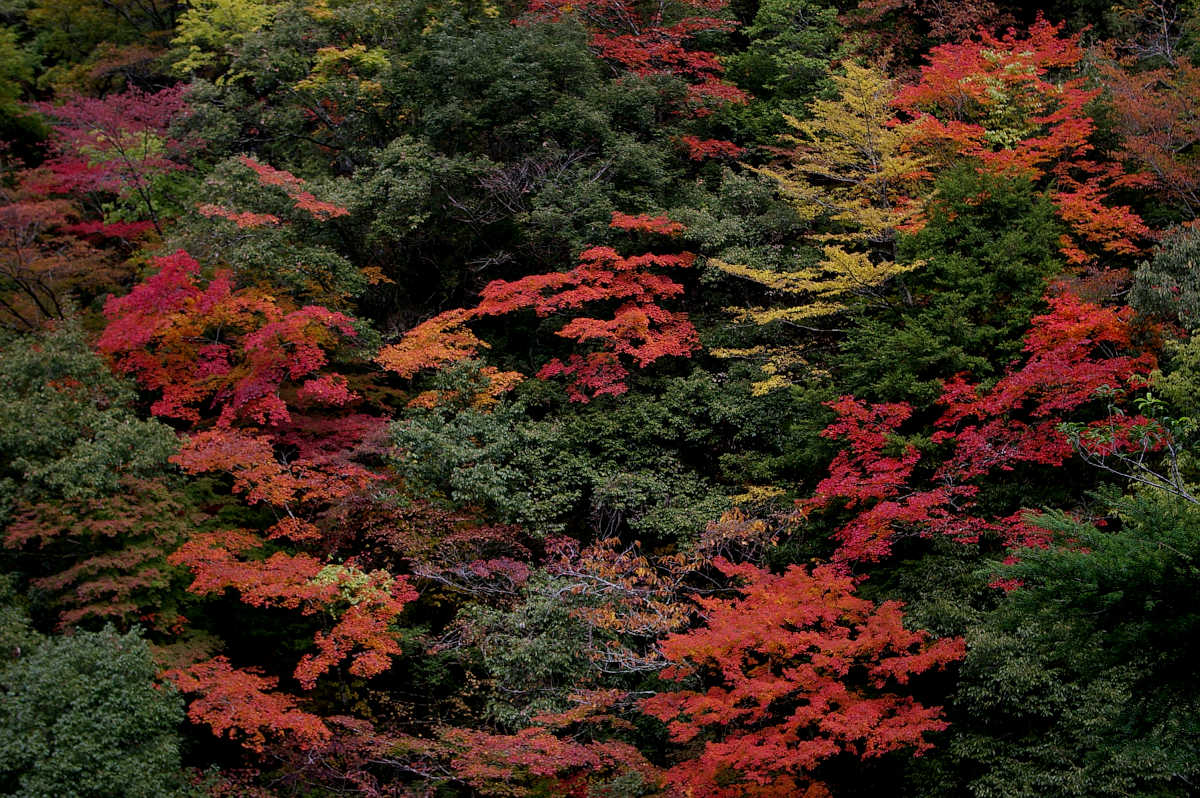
[0,623,188,798]
[170,154,363,307]
[839,167,1066,405]
[0,324,177,520]
[941,491,1200,797]
[0,27,44,149]
[1131,226,1200,329]
[724,0,840,114]
[452,572,597,727]
[169,0,274,78]
[391,368,735,541]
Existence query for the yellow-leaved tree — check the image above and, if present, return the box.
[170,0,275,78]
[712,63,929,393]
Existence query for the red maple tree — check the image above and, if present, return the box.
[163,656,332,752]
[641,558,965,797]
[169,528,416,689]
[894,19,1150,263]
[28,86,196,235]
[99,247,415,742]
[378,212,700,402]
[525,0,747,116]
[98,249,362,427]
[803,293,1158,562]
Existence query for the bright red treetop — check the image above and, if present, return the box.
[525,0,747,114]
[379,212,700,402]
[475,213,700,401]
[98,250,359,426]
[894,19,1150,263]
[804,294,1158,562]
[895,17,1089,180]
[642,558,965,797]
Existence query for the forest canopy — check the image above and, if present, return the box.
[3,0,1200,795]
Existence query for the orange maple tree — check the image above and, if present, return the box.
[641,558,965,797]
[163,656,332,752]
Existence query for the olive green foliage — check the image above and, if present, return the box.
[937,492,1200,797]
[0,577,35,667]
[725,0,840,114]
[391,368,741,541]
[191,9,705,322]
[0,596,187,798]
[1155,334,1200,423]
[0,325,177,520]
[22,0,128,75]
[169,0,274,77]
[455,572,597,727]
[0,26,44,145]
[352,18,687,306]
[405,20,604,156]
[16,0,175,93]
[1132,227,1200,329]
[1140,334,1200,490]
[170,155,362,307]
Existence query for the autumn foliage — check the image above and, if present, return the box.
[894,19,1150,263]
[5,2,1197,795]
[0,87,194,330]
[1101,55,1200,220]
[378,211,700,401]
[28,86,195,234]
[164,656,331,751]
[392,691,661,796]
[0,197,122,330]
[96,246,414,744]
[477,242,699,400]
[169,529,416,689]
[642,558,965,796]
[804,293,1158,561]
[98,249,360,426]
[526,0,747,114]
